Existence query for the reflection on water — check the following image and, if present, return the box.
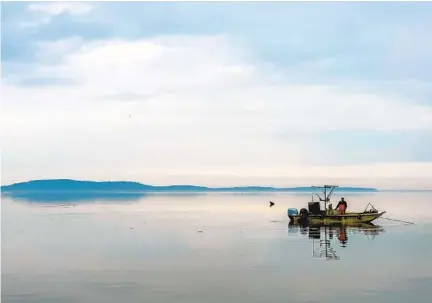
[1,191,207,204]
[288,223,385,260]
[2,191,432,303]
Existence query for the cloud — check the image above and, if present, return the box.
[2,1,432,188]
[2,34,432,187]
[27,1,93,16]
[20,1,93,27]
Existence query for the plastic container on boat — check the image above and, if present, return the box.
[287,208,299,216]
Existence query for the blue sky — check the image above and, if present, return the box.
[2,1,432,188]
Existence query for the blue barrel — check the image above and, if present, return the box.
[287,208,298,217]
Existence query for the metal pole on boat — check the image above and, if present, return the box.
[324,186,327,212]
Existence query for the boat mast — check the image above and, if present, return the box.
[323,185,338,211]
[312,185,338,212]
[324,186,327,211]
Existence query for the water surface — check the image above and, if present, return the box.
[2,191,432,302]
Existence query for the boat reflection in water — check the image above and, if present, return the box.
[288,222,385,260]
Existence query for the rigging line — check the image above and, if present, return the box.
[381,217,414,225]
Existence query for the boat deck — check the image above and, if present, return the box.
[290,211,386,225]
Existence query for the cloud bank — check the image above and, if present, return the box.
[2,1,432,189]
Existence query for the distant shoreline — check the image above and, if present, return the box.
[2,179,431,193]
[0,178,380,193]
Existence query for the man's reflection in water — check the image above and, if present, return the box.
[336,226,348,247]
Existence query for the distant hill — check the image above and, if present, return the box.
[1,179,378,193]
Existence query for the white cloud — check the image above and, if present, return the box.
[20,1,93,27]
[28,2,93,16]
[2,35,432,187]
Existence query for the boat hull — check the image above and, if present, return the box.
[289,211,385,225]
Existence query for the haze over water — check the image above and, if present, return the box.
[2,191,432,303]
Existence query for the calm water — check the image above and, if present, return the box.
[2,191,432,302]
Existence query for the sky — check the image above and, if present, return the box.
[1,0,432,189]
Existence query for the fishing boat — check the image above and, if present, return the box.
[287,185,385,226]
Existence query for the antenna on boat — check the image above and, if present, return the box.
[311,185,338,211]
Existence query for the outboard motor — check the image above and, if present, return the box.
[299,208,309,227]
[287,208,298,222]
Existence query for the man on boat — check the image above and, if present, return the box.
[335,197,347,214]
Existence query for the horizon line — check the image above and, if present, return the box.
[2,178,431,192]
[1,178,376,188]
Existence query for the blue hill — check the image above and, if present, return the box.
[0,179,378,193]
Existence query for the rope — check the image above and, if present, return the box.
[380,217,414,225]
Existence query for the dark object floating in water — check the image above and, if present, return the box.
[269,201,275,207]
